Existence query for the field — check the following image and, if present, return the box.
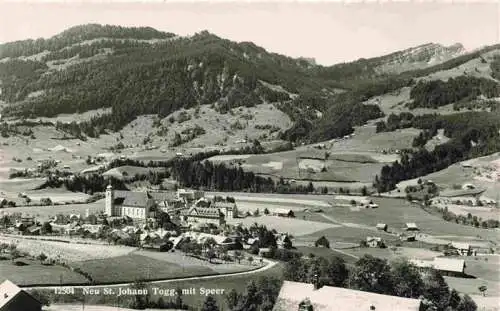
[102,166,167,180]
[0,236,134,262]
[228,215,340,235]
[33,263,285,311]
[47,305,169,311]
[0,258,89,286]
[444,205,500,220]
[323,197,500,241]
[0,200,105,218]
[23,188,91,204]
[72,254,217,284]
[396,153,500,200]
[135,250,257,274]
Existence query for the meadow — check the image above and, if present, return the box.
[71,254,217,284]
[0,200,105,218]
[228,215,340,236]
[0,258,89,286]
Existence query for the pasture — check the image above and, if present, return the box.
[72,254,217,284]
[0,258,89,286]
[323,197,500,241]
[0,237,134,262]
[135,250,256,274]
[24,188,91,204]
[228,215,340,236]
[0,200,105,218]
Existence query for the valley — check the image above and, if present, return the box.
[0,23,499,311]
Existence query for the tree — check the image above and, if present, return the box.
[226,289,241,310]
[37,252,48,264]
[175,287,183,309]
[283,236,293,249]
[449,289,461,310]
[248,256,254,265]
[422,270,451,311]
[206,248,216,263]
[234,250,243,264]
[478,285,487,297]
[361,186,368,196]
[201,295,220,311]
[41,222,52,234]
[253,209,260,217]
[457,294,477,311]
[351,255,394,295]
[130,279,150,310]
[314,236,330,248]
[263,208,270,215]
[390,258,424,298]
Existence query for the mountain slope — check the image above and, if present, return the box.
[0,24,499,146]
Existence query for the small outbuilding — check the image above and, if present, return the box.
[405,223,419,231]
[376,223,388,231]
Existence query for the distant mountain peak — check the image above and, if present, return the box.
[374,42,467,74]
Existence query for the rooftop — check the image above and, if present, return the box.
[273,281,421,311]
[0,280,22,309]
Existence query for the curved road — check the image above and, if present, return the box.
[22,257,278,290]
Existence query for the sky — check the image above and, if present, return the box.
[0,1,499,65]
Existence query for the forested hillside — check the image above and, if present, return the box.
[3,24,499,145]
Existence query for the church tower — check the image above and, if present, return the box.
[105,184,114,216]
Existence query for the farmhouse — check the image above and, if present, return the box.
[450,242,472,256]
[0,279,42,311]
[410,257,466,277]
[405,223,419,231]
[272,208,295,218]
[376,223,388,231]
[272,281,422,311]
[366,236,384,248]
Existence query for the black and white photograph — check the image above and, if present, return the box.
[0,1,499,310]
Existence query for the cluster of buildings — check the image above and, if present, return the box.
[105,186,238,227]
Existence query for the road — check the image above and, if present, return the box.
[22,257,278,290]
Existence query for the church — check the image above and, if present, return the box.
[105,185,159,221]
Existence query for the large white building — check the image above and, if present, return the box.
[273,281,421,311]
[105,185,158,220]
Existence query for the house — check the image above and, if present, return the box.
[244,237,259,250]
[185,207,226,227]
[212,201,238,219]
[277,234,292,249]
[376,223,388,231]
[272,281,422,311]
[366,236,384,248]
[25,225,41,236]
[177,189,204,202]
[461,183,476,190]
[0,279,42,311]
[405,223,419,231]
[183,232,234,248]
[400,234,416,242]
[272,208,295,218]
[410,257,466,277]
[450,242,472,256]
